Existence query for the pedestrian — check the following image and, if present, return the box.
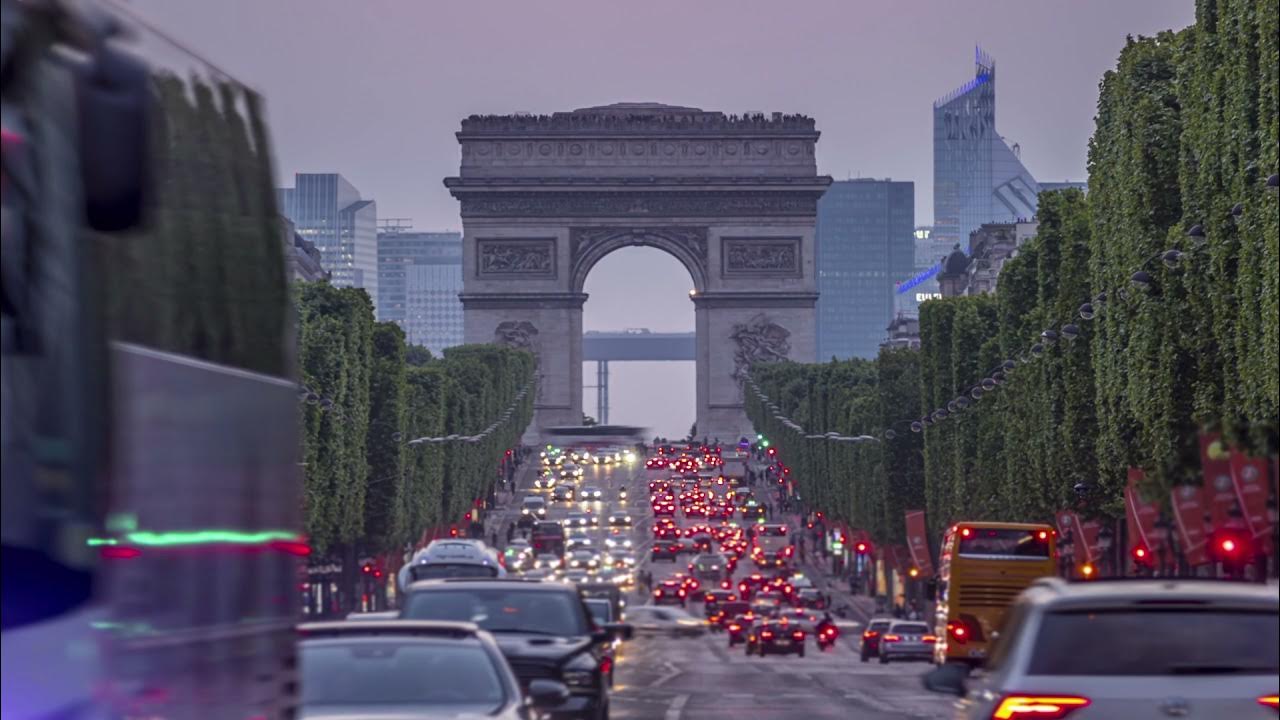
[506,522,515,544]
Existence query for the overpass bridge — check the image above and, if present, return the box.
[582,329,694,423]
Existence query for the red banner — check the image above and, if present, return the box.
[1229,450,1273,552]
[891,545,914,575]
[904,510,933,576]
[1055,510,1102,566]
[1126,467,1163,554]
[1200,433,1237,529]
[1169,484,1209,565]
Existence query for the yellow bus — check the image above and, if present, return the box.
[933,522,1057,666]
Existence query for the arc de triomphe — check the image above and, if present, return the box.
[445,103,831,441]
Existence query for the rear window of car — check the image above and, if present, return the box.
[301,640,504,707]
[869,620,892,632]
[890,623,930,635]
[1027,609,1279,676]
[957,528,1051,558]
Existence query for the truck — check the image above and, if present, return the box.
[531,520,567,555]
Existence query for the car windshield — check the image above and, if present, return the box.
[301,640,505,708]
[1028,609,1279,676]
[957,528,1051,558]
[402,588,590,636]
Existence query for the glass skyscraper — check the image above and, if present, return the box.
[376,228,464,354]
[278,173,378,309]
[816,179,915,360]
[933,48,1039,252]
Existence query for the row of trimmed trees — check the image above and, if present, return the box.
[296,283,535,604]
[746,0,1278,552]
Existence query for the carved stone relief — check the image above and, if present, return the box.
[493,321,539,350]
[477,239,556,277]
[722,237,801,276]
[729,314,791,386]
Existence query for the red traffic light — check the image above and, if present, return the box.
[1130,544,1152,565]
[361,563,373,574]
[1209,529,1251,564]
[855,542,869,554]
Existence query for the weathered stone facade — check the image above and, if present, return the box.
[446,103,831,440]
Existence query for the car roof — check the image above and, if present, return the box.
[1023,577,1280,611]
[406,578,576,593]
[299,620,480,639]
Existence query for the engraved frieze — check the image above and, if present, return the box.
[477,239,556,277]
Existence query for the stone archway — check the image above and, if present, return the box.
[445,103,831,440]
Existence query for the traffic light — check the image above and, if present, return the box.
[1130,544,1153,567]
[361,563,373,574]
[855,541,870,555]
[1208,528,1252,572]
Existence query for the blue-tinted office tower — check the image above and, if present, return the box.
[278,173,379,309]
[816,179,915,360]
[933,48,1039,250]
[376,227,464,354]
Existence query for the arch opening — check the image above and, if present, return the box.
[582,246,696,439]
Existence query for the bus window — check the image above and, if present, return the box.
[958,528,1052,559]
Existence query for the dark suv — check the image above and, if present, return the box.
[401,578,632,720]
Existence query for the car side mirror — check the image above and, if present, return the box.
[606,622,634,641]
[526,679,571,708]
[921,662,969,697]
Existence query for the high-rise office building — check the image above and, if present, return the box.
[894,226,952,317]
[933,48,1040,251]
[816,179,915,360]
[376,223,464,354]
[278,173,378,309]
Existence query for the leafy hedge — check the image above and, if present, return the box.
[746,0,1278,550]
[296,283,535,558]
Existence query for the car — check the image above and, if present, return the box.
[582,599,620,687]
[604,533,633,551]
[859,618,893,662]
[522,567,555,582]
[606,550,636,569]
[710,600,751,631]
[702,589,739,615]
[737,573,770,600]
[876,620,935,664]
[626,606,707,638]
[533,471,558,490]
[745,619,806,657]
[652,579,688,606]
[562,568,592,584]
[651,539,682,562]
[535,553,563,570]
[924,577,1280,720]
[607,513,633,528]
[580,486,604,501]
[552,485,577,503]
[564,511,590,529]
[653,501,677,516]
[298,620,569,719]
[565,536,594,553]
[344,611,400,621]
[725,613,756,646]
[567,549,600,571]
[795,588,828,610]
[399,579,633,720]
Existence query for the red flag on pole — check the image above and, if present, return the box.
[1170,484,1209,565]
[1126,467,1163,557]
[904,510,933,576]
[1200,433,1237,530]
[1229,450,1273,553]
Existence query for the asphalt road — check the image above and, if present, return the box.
[514,455,953,720]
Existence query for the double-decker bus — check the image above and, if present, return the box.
[932,521,1057,666]
[2,5,302,718]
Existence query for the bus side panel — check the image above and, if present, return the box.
[100,343,303,720]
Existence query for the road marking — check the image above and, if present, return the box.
[842,688,899,712]
[651,661,681,687]
[663,693,689,720]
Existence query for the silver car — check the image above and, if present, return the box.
[925,577,1280,719]
[878,620,934,664]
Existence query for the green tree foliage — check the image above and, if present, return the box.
[744,0,1277,548]
[295,286,535,560]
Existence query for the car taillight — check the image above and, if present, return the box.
[653,589,662,596]
[728,623,741,632]
[677,589,686,597]
[990,695,1091,719]
[792,630,805,639]
[600,656,613,674]
[862,630,879,638]
[922,635,937,643]
[947,620,968,644]
[1258,695,1279,710]
[761,631,774,639]
[883,634,901,642]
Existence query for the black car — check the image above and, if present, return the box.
[401,578,632,720]
[745,620,806,658]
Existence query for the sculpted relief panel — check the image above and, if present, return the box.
[477,238,556,278]
[729,314,791,386]
[722,237,801,276]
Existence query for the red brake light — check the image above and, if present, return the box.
[862,630,879,638]
[922,635,937,643]
[1257,695,1279,710]
[760,630,774,639]
[960,527,972,538]
[883,634,901,642]
[1037,530,1049,540]
[947,620,968,644]
[792,630,804,639]
[990,695,1091,719]
[729,623,741,632]
[600,656,613,675]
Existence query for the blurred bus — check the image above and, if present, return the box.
[2,4,302,718]
[932,522,1057,667]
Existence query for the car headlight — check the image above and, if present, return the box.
[521,509,530,515]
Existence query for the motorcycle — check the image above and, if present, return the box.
[815,621,839,651]
[618,487,628,502]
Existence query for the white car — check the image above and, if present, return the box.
[626,606,707,638]
[607,513,633,528]
[925,577,1280,719]
[564,511,590,529]
[567,549,600,570]
[519,496,547,518]
[580,486,605,500]
[604,534,633,551]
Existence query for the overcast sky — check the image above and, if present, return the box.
[129,0,1194,437]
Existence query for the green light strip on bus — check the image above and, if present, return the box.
[87,529,300,547]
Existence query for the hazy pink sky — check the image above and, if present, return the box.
[129,0,1195,437]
